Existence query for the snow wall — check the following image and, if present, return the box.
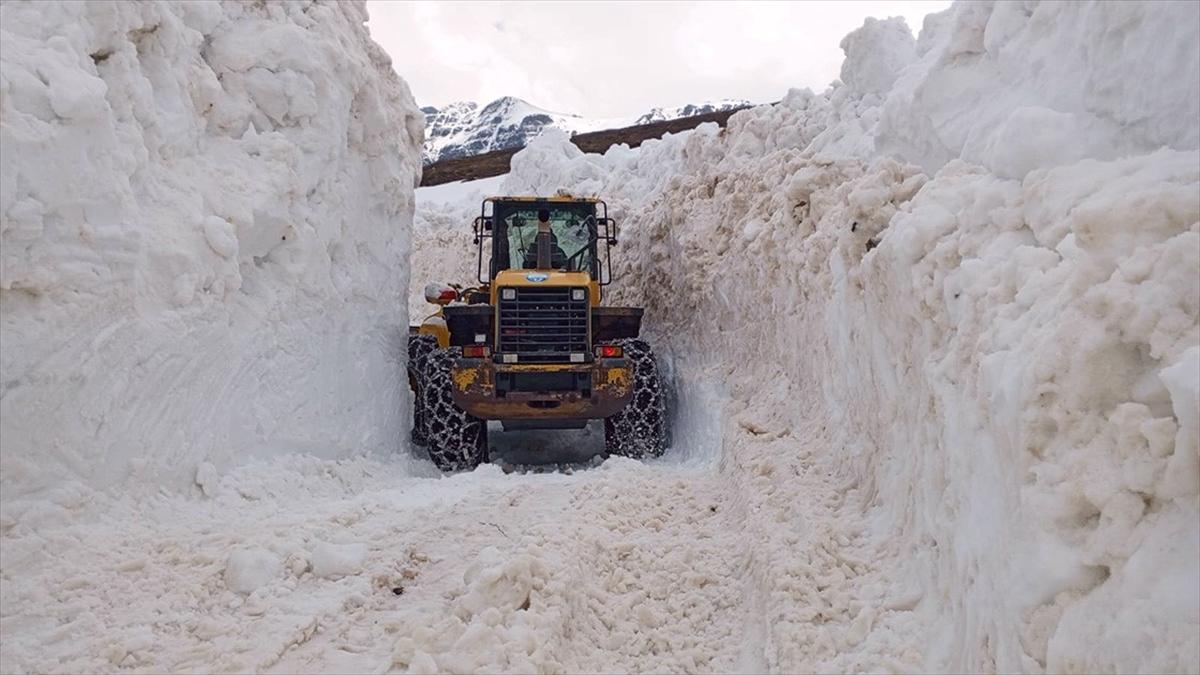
[486,2,1199,672]
[0,1,424,499]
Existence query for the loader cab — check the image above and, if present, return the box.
[474,197,617,286]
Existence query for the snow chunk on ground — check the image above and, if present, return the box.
[457,546,540,615]
[194,461,219,497]
[224,548,282,593]
[311,541,368,579]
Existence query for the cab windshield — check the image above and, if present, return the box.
[493,203,597,275]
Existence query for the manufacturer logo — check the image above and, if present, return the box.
[525,273,549,282]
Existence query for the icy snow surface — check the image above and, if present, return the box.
[0,0,423,497]
[3,1,1199,674]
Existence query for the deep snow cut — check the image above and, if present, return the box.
[0,1,423,499]
[1,0,1198,673]
[440,2,1198,672]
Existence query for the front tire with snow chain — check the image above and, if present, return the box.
[604,338,669,458]
[420,346,489,472]
[407,333,439,446]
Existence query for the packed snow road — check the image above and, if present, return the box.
[0,369,916,674]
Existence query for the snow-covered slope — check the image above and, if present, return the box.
[481,4,1199,673]
[421,96,747,163]
[632,100,753,125]
[0,1,424,499]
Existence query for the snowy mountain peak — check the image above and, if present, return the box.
[422,96,749,163]
[633,100,751,125]
[421,100,475,117]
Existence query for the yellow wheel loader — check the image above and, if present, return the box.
[407,196,668,471]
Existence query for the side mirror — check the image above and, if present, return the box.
[601,217,618,246]
[473,217,493,244]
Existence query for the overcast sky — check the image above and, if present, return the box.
[366,1,951,118]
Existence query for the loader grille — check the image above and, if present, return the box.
[497,287,589,363]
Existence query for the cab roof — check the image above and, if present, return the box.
[484,195,601,204]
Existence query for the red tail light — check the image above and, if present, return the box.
[438,289,458,302]
[463,345,489,358]
[596,345,623,358]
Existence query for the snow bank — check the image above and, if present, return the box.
[479,1,1199,671]
[0,1,423,501]
[875,1,1200,177]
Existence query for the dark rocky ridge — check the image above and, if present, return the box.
[420,106,752,187]
[422,96,748,164]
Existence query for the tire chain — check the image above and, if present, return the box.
[407,334,439,446]
[419,346,488,471]
[604,338,669,458]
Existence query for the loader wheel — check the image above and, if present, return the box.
[420,346,489,472]
[407,334,439,446]
[604,339,669,458]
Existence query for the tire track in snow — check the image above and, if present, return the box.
[2,394,922,674]
[270,462,756,673]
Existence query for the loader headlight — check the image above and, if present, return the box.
[571,288,586,301]
[501,288,516,300]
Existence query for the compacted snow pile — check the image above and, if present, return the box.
[0,0,423,500]
[448,2,1198,672]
